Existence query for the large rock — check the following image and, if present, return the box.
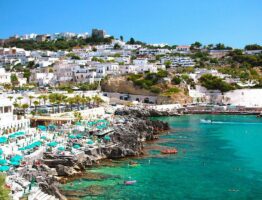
[56,164,78,176]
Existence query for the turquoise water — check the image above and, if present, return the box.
[62,115,262,199]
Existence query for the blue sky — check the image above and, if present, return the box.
[1,0,262,48]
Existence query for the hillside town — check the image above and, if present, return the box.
[0,29,262,199]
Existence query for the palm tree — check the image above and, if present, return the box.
[13,102,20,110]
[28,95,34,107]
[42,95,48,106]
[67,97,75,111]
[21,103,29,116]
[56,94,67,113]
[17,96,23,105]
[74,95,82,111]
[38,95,43,105]
[86,96,91,108]
[49,93,58,113]
[80,96,87,108]
[7,96,13,102]
[33,100,39,113]
[92,95,104,107]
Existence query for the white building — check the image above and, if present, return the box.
[53,61,78,83]
[0,98,30,135]
[95,63,120,77]
[133,58,148,66]
[0,68,11,84]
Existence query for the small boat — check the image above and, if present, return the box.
[161,149,178,154]
[200,119,212,123]
[124,180,137,185]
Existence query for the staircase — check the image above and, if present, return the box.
[28,187,59,200]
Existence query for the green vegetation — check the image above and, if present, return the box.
[0,174,10,199]
[11,74,19,86]
[57,82,98,92]
[67,52,80,60]
[172,76,182,85]
[199,74,235,92]
[128,70,168,91]
[244,44,262,50]
[162,87,180,96]
[92,57,105,63]
[2,37,114,51]
[228,50,262,67]
[23,68,31,83]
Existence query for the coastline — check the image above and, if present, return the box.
[35,108,169,199]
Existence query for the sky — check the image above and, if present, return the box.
[1,0,262,48]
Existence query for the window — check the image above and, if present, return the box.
[4,106,11,113]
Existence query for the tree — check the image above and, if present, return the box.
[33,100,39,112]
[17,96,23,104]
[3,84,12,91]
[73,95,82,110]
[199,74,235,93]
[244,44,262,50]
[11,74,19,86]
[92,95,104,107]
[128,37,135,45]
[27,61,35,69]
[113,43,121,50]
[23,68,31,83]
[21,103,29,116]
[28,95,34,107]
[42,95,48,105]
[172,76,182,85]
[0,174,10,200]
[190,41,202,50]
[120,35,124,41]
[66,97,75,111]
[164,61,172,68]
[7,96,13,102]
[67,53,80,60]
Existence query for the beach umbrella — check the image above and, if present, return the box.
[0,159,7,165]
[87,140,94,145]
[73,144,81,149]
[76,134,83,139]
[47,141,58,147]
[10,155,23,162]
[104,135,111,141]
[37,125,47,131]
[69,135,77,139]
[0,149,3,155]
[0,137,7,144]
[40,136,47,140]
[75,122,81,126]
[58,146,65,151]
[0,166,10,172]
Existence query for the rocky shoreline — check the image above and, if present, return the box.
[22,109,169,199]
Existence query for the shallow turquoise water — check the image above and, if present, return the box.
[62,115,262,199]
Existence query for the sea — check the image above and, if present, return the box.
[61,115,262,199]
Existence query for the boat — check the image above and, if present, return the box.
[200,119,212,123]
[161,149,178,154]
[124,180,137,185]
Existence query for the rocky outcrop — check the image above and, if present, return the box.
[37,108,169,198]
[115,107,181,117]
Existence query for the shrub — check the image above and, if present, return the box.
[199,74,235,92]
[172,76,182,85]
[150,86,161,94]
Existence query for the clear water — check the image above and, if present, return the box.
[62,115,262,199]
